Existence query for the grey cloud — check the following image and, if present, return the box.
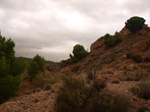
[123,0,150,12]
[0,0,149,61]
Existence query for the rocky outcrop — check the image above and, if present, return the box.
[90,36,104,53]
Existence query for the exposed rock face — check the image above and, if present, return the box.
[91,25,150,54]
[90,36,104,53]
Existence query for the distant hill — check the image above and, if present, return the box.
[16,56,57,65]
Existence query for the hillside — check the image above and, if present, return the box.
[62,25,150,78]
[59,25,150,111]
[0,25,150,112]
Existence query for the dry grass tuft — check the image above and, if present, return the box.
[32,72,63,88]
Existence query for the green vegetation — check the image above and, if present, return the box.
[93,91,114,112]
[0,75,22,103]
[55,76,89,112]
[92,78,106,91]
[10,57,27,76]
[131,81,150,100]
[27,54,45,80]
[32,72,63,88]
[93,92,131,112]
[111,93,131,112]
[70,44,88,63]
[0,32,26,104]
[104,32,122,47]
[125,16,145,33]
[55,76,131,112]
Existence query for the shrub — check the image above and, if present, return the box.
[118,69,149,81]
[126,52,142,63]
[125,16,145,33]
[93,91,114,112]
[104,33,113,46]
[92,78,106,92]
[32,72,62,88]
[55,76,89,112]
[87,70,95,81]
[28,54,45,80]
[0,57,25,104]
[131,81,150,100]
[93,92,131,112]
[0,75,22,104]
[0,57,9,78]
[114,32,122,44]
[104,32,122,47]
[0,34,15,62]
[111,93,131,112]
[10,57,27,76]
[70,44,88,63]
[55,76,131,112]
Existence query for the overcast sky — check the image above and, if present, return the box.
[0,0,150,61]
